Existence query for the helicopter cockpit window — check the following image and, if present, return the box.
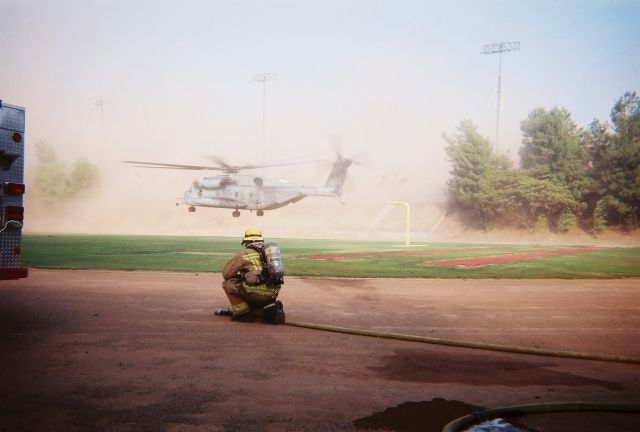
[253,177,263,187]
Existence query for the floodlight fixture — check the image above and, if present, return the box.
[251,73,279,83]
[482,41,520,55]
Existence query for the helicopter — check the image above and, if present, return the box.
[124,155,354,217]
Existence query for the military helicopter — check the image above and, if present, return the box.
[124,155,353,217]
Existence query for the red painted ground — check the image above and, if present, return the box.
[424,247,604,268]
[298,246,603,268]
[297,247,491,260]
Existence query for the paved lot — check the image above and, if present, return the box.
[1,269,639,431]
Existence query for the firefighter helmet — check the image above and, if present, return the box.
[243,226,263,243]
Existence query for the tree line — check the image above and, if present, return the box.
[31,141,99,209]
[444,91,640,233]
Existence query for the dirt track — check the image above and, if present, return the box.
[1,270,640,431]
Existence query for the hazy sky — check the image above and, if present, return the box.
[1,0,639,235]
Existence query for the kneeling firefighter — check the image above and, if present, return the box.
[216,227,285,324]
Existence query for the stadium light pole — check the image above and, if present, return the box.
[482,41,520,151]
[251,73,278,149]
[93,97,111,141]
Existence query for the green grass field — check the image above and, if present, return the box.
[21,234,640,279]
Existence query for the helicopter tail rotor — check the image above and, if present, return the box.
[328,132,344,158]
[327,132,369,166]
[323,155,354,195]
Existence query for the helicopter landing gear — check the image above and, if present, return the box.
[188,206,196,213]
[232,210,240,217]
[257,210,264,216]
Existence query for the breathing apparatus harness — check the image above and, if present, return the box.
[245,241,285,298]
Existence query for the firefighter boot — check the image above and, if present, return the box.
[274,301,285,325]
[214,307,233,316]
[231,310,255,323]
[263,301,285,325]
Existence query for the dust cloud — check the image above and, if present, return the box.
[21,112,640,246]
[20,56,459,241]
[23,111,452,241]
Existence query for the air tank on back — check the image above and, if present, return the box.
[263,242,285,280]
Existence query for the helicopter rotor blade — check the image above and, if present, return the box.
[247,157,332,170]
[125,154,338,175]
[204,155,333,172]
[204,156,234,170]
[328,132,343,158]
[122,161,226,171]
[326,134,368,166]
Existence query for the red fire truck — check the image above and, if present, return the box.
[0,100,27,279]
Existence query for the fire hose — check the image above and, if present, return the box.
[285,320,640,365]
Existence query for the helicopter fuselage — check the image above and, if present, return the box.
[126,154,353,216]
[183,174,338,211]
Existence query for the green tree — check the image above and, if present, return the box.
[606,91,640,227]
[520,107,590,212]
[592,198,608,233]
[476,170,575,231]
[444,120,511,228]
[583,119,613,189]
[68,158,99,194]
[35,140,57,162]
[446,93,640,233]
[582,119,615,232]
[33,141,68,208]
[32,141,99,208]
[583,92,640,229]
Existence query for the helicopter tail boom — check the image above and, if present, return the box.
[322,156,353,196]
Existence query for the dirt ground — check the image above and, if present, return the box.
[1,270,640,432]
